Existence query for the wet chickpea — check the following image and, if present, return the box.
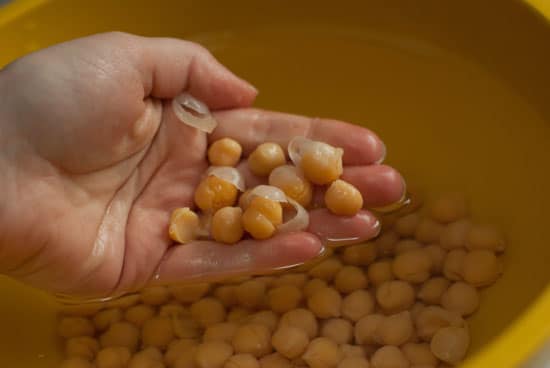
[299,142,344,185]
[402,343,438,367]
[225,354,260,368]
[124,305,155,328]
[463,250,501,287]
[142,317,175,349]
[341,290,375,322]
[303,278,328,298]
[423,245,446,274]
[227,307,252,323]
[414,306,464,341]
[367,260,394,286]
[442,249,466,281]
[248,143,286,177]
[415,218,444,244]
[195,341,234,368]
[307,287,342,318]
[60,357,95,368]
[129,349,164,368]
[194,176,239,212]
[272,273,309,288]
[208,138,243,167]
[191,298,226,328]
[173,317,202,339]
[302,337,343,368]
[279,309,319,339]
[204,322,239,343]
[440,282,480,316]
[371,346,409,368]
[93,309,123,332]
[321,318,353,344]
[376,280,415,313]
[375,231,399,257]
[268,165,313,207]
[325,180,364,216]
[272,325,309,359]
[308,257,343,282]
[267,285,302,313]
[341,243,377,266]
[58,317,95,339]
[354,314,384,345]
[99,321,140,352]
[213,285,238,308]
[242,197,283,240]
[65,336,100,360]
[430,327,469,365]
[394,240,423,255]
[466,224,506,252]
[211,206,244,244]
[141,286,171,306]
[232,323,272,357]
[417,277,450,305]
[173,345,199,368]
[247,310,279,332]
[376,312,413,346]
[165,339,199,367]
[235,280,267,309]
[340,344,366,358]
[428,193,468,223]
[259,353,292,368]
[159,303,189,319]
[394,213,421,237]
[338,357,370,368]
[334,266,369,294]
[170,283,211,303]
[169,207,201,244]
[96,347,131,368]
[439,219,471,250]
[392,249,433,283]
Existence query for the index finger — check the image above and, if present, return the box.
[211,108,386,165]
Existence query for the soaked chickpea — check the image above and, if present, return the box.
[173,317,202,339]
[376,312,413,346]
[248,142,286,177]
[94,309,123,332]
[170,283,211,303]
[129,349,164,368]
[244,311,277,332]
[307,287,342,318]
[60,357,95,368]
[213,285,238,308]
[191,298,226,328]
[172,345,199,368]
[302,337,343,368]
[338,356,370,368]
[58,317,96,339]
[194,176,239,212]
[225,354,260,368]
[124,305,155,328]
[96,347,131,368]
[232,323,272,357]
[462,250,501,287]
[334,266,369,294]
[354,314,384,345]
[272,273,309,288]
[211,206,244,244]
[242,197,283,239]
[341,290,375,322]
[303,278,328,298]
[227,307,252,323]
[340,344,366,358]
[195,341,234,368]
[271,325,310,359]
[430,327,469,365]
[298,141,344,185]
[442,249,466,281]
[159,303,189,319]
[308,257,343,281]
[325,180,364,216]
[367,260,394,286]
[393,240,422,255]
[394,213,421,237]
[321,318,353,344]
[65,336,100,360]
[401,343,438,367]
[279,309,319,339]
[267,285,302,313]
[376,280,415,313]
[204,322,239,343]
[417,277,450,305]
[428,193,468,223]
[235,280,267,309]
[169,207,201,244]
[440,282,480,316]
[375,231,399,257]
[99,321,140,352]
[423,245,446,274]
[165,339,199,367]
[142,317,175,349]
[268,165,313,207]
[259,353,292,368]
[392,249,432,283]
[439,219,471,250]
[370,346,409,368]
[466,224,506,252]
[208,138,243,167]
[414,306,463,341]
[341,243,377,266]
[415,218,444,244]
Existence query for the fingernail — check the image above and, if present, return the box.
[375,140,387,164]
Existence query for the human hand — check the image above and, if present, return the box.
[0,32,404,299]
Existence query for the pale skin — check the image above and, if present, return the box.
[0,32,405,299]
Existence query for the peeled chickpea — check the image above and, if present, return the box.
[94,309,123,332]
[195,341,234,368]
[235,280,267,309]
[96,347,131,368]
[371,346,409,368]
[430,327,469,365]
[60,357,95,368]
[354,314,384,345]
[376,280,415,313]
[321,318,353,344]
[169,207,201,244]
[268,165,313,207]
[338,357,369,368]
[259,353,292,368]
[394,240,422,255]
[341,290,375,322]
[341,243,377,266]
[392,249,432,283]
[272,273,309,288]
[307,287,342,318]
[225,354,260,368]
[66,336,100,360]
[414,306,464,341]
[466,224,505,252]
[279,309,318,339]
[442,249,466,281]
[227,307,252,323]
[375,231,399,257]
[367,260,394,286]
[203,322,239,343]
[334,266,368,294]
[415,218,444,244]
[376,312,413,346]
[302,337,343,368]
[439,219,471,250]
[248,142,286,176]
[423,245,446,274]
[304,278,328,298]
[213,285,238,308]
[191,298,226,328]
[165,339,199,367]
[428,194,468,223]
[170,283,211,303]
[298,141,344,185]
[440,282,479,316]
[208,138,242,167]
[58,317,95,338]
[232,323,272,357]
[211,206,244,244]
[394,213,421,237]
[308,257,343,281]
[340,344,366,358]
[402,343,438,366]
[267,285,302,313]
[242,197,283,240]
[194,176,239,212]
[463,250,501,287]
[417,277,450,305]
[325,180,363,216]
[142,317,175,349]
[272,325,309,359]
[99,321,140,352]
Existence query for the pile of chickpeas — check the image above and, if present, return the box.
[58,188,505,368]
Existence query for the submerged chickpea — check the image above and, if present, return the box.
[95,347,131,368]
[272,325,310,359]
[341,289,375,322]
[259,353,292,368]
[417,277,450,305]
[414,306,464,341]
[58,317,95,339]
[204,322,239,343]
[248,143,287,177]
[165,339,199,367]
[99,322,140,352]
[93,308,123,332]
[268,165,313,207]
[308,257,343,281]
[142,317,175,349]
[307,287,342,318]
[466,224,506,252]
[242,196,283,240]
[415,218,444,244]
[376,280,415,313]
[235,280,267,309]
[303,278,328,298]
[376,312,413,346]
[194,176,239,212]
[428,193,468,223]
[423,244,446,274]
[191,298,226,328]
[169,207,201,244]
[354,314,384,345]
[60,357,95,368]
[65,337,100,360]
[439,219,471,250]
[375,231,399,257]
[208,138,243,167]
[440,282,479,316]
[173,317,202,339]
[227,307,252,323]
[334,266,368,293]
[442,249,466,281]
[225,354,260,368]
[159,303,188,319]
[394,213,421,237]
[172,345,199,368]
[430,327,469,365]
[340,344,366,358]
[341,242,377,266]
[371,346,409,368]
[325,180,363,216]
[393,240,422,255]
[392,249,432,283]
[401,343,438,366]
[321,318,353,344]
[128,348,164,368]
[195,341,234,368]
[211,206,244,244]
[232,323,272,357]
[124,305,155,328]
[267,285,302,313]
[272,273,308,288]
[367,260,394,286]
[140,286,171,306]
[213,285,238,308]
[338,357,369,368]
[302,337,343,368]
[247,310,279,332]
[170,283,211,303]
[279,309,319,339]
[462,250,501,287]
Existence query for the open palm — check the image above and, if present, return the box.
[0,32,404,299]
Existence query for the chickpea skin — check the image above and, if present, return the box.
[268,165,313,207]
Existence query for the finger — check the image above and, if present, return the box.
[308,209,381,246]
[211,108,385,165]
[150,233,322,285]
[236,161,267,189]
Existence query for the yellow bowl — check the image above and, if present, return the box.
[1,0,550,367]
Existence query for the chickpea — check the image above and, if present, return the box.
[354,314,384,345]
[367,260,394,286]
[266,285,302,313]
[428,194,468,223]
[402,343,437,366]
[129,349,164,368]
[259,353,292,368]
[138,287,170,306]
[271,325,309,359]
[341,243,377,266]
[371,346,409,368]
[195,341,234,368]
[272,273,309,289]
[60,303,104,318]
[66,336,100,360]
[169,207,201,244]
[232,323,273,357]
[302,337,343,368]
[248,143,286,177]
[194,176,239,212]
[208,138,243,167]
[95,347,131,368]
[99,321,140,352]
[173,317,202,339]
[414,306,464,341]
[430,327,469,365]
[165,339,199,367]
[211,207,244,244]
[439,219,471,250]
[375,231,399,257]
[417,277,450,305]
[394,240,422,255]
[325,180,363,216]
[308,257,343,282]
[225,354,260,368]
[60,357,95,368]
[298,141,344,185]
[376,312,413,346]
[123,305,155,328]
[341,290,375,322]
[170,283,211,303]
[244,311,277,333]
[235,280,267,309]
[376,280,415,313]
[242,197,283,240]
[334,266,368,294]
[340,344,366,358]
[94,308,123,332]
[392,249,432,283]
[307,287,342,319]
[279,309,318,339]
[338,357,369,368]
[159,303,189,319]
[58,317,95,338]
[440,282,479,316]
[466,224,505,252]
[201,322,237,344]
[410,302,426,321]
[213,285,238,308]
[463,250,501,287]
[227,307,252,323]
[394,213,421,237]
[442,249,466,281]
[191,298,226,328]
[415,218,444,244]
[423,245,446,274]
[268,165,313,207]
[304,278,328,298]
[321,318,353,344]
[142,317,175,349]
